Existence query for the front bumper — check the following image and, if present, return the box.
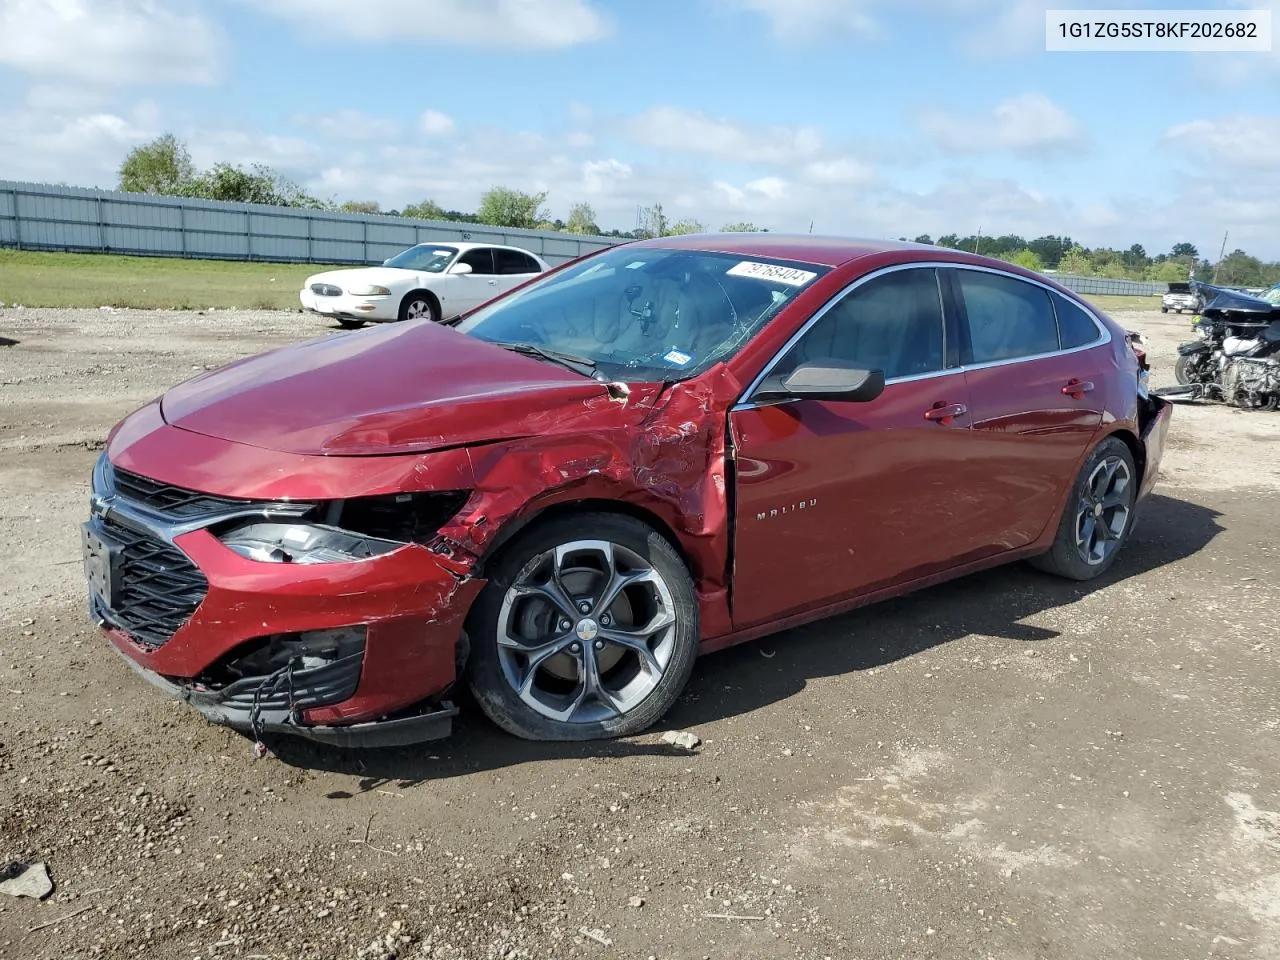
[108,641,459,747]
[85,469,484,746]
[299,287,396,322]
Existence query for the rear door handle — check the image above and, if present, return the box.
[923,402,967,424]
[1062,379,1095,398]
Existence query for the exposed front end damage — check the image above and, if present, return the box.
[87,359,742,748]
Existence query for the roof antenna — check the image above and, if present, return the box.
[808,220,813,234]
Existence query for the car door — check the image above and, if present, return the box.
[950,267,1109,550]
[493,248,543,294]
[444,247,500,316]
[729,265,984,629]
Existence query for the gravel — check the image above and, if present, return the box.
[1,305,1278,959]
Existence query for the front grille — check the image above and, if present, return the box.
[311,283,342,297]
[114,468,257,519]
[101,519,208,647]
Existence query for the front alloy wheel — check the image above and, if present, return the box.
[467,514,699,740]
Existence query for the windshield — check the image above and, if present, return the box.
[454,246,829,381]
[383,245,458,272]
[1262,285,1280,306]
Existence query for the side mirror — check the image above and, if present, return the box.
[753,359,885,404]
[448,262,473,276]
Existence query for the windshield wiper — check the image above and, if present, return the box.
[494,341,600,379]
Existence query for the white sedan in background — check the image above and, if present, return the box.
[299,241,550,328]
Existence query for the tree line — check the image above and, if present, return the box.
[118,135,1279,286]
[117,135,759,240]
[908,234,1280,288]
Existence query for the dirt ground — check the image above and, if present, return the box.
[0,304,1278,960]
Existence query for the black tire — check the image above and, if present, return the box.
[399,291,439,323]
[1174,354,1196,385]
[337,318,365,329]
[1030,436,1138,582]
[1161,307,1169,313]
[466,512,700,741]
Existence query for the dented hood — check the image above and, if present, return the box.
[160,322,616,456]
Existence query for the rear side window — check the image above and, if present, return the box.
[958,271,1059,363]
[495,249,540,274]
[1052,293,1102,349]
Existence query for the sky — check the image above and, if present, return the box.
[0,0,1278,258]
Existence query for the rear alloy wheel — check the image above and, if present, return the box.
[467,514,699,741]
[1030,437,1137,581]
[399,292,439,323]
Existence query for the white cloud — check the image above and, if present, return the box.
[920,94,1086,156]
[722,0,880,41]
[186,130,325,176]
[625,105,824,165]
[581,159,632,195]
[725,0,1098,56]
[803,157,877,185]
[0,102,156,184]
[420,110,456,136]
[1164,116,1280,170]
[0,0,219,85]
[5,95,1279,261]
[254,0,610,48]
[299,110,402,142]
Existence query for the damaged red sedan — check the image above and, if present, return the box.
[83,235,1172,746]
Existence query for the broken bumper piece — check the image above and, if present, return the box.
[110,643,458,748]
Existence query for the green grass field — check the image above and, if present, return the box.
[0,248,1161,315]
[0,249,321,310]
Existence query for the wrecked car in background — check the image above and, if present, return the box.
[1162,281,1201,314]
[1160,280,1280,411]
[83,235,1171,748]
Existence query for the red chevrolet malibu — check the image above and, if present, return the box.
[83,235,1171,746]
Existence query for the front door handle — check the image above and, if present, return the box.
[1062,379,1095,399]
[923,402,967,424]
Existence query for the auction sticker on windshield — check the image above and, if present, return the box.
[727,261,817,286]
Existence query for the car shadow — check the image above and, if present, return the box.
[0,336,18,347]
[269,492,1222,791]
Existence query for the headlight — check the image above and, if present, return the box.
[219,523,402,564]
[347,285,391,297]
[91,451,115,496]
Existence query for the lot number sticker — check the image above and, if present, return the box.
[727,261,817,286]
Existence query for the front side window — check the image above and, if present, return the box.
[383,245,457,272]
[458,247,496,274]
[455,246,829,381]
[958,270,1060,363]
[769,268,946,383]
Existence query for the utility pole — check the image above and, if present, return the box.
[973,228,982,255]
[1212,230,1228,283]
